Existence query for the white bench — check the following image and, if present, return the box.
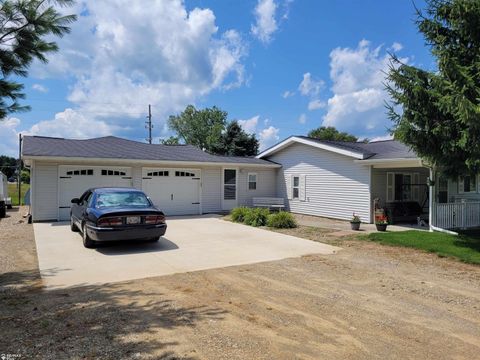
[252,197,285,211]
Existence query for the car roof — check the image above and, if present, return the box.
[91,187,145,194]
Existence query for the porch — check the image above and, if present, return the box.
[370,165,430,226]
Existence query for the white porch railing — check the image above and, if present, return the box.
[434,201,480,229]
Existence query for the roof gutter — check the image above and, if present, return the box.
[354,158,423,167]
[21,155,281,168]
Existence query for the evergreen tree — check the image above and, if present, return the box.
[386,0,480,177]
[217,120,259,156]
[0,0,76,119]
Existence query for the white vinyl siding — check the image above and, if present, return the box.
[237,168,277,207]
[32,162,58,221]
[132,166,142,190]
[201,167,222,213]
[268,143,371,222]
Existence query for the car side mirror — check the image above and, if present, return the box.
[71,198,80,204]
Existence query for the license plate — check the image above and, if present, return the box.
[126,216,141,224]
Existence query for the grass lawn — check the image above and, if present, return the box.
[364,230,480,265]
[7,183,30,205]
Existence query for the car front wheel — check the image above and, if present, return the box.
[82,223,96,248]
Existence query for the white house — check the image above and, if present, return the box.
[22,134,480,230]
[257,136,480,229]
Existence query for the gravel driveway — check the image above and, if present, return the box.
[1,207,479,359]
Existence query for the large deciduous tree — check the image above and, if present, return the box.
[0,0,76,119]
[167,105,260,156]
[307,126,358,142]
[168,105,227,153]
[386,0,480,177]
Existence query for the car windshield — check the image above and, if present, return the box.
[95,191,151,208]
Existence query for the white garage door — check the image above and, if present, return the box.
[58,166,132,220]
[142,168,200,216]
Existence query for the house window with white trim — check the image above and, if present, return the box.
[248,173,257,190]
[292,176,300,199]
[459,175,476,193]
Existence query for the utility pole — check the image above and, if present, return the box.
[146,104,153,144]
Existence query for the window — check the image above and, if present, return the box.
[438,176,448,203]
[248,173,257,190]
[101,169,126,176]
[66,169,93,176]
[95,191,150,208]
[147,171,169,177]
[292,176,299,199]
[223,169,236,200]
[175,171,195,177]
[387,172,420,202]
[459,175,477,193]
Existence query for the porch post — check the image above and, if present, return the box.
[429,168,434,232]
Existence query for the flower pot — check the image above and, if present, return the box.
[376,224,387,232]
[350,222,361,231]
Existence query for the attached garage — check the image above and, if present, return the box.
[58,166,133,220]
[22,136,279,221]
[142,168,201,216]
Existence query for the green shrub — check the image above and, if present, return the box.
[267,211,297,228]
[244,208,270,227]
[230,207,250,223]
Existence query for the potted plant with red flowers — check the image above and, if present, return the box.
[375,215,388,232]
[350,213,361,231]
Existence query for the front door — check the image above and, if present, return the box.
[222,168,237,211]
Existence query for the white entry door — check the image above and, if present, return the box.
[222,168,237,211]
[58,166,132,220]
[142,168,200,216]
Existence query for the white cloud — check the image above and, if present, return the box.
[390,42,403,52]
[298,113,307,124]
[238,115,279,150]
[307,99,325,110]
[369,134,393,142]
[0,118,21,157]
[238,115,259,134]
[323,39,407,136]
[31,84,48,93]
[25,0,248,141]
[259,125,280,150]
[282,90,294,98]
[251,0,278,44]
[298,72,324,97]
[26,109,116,139]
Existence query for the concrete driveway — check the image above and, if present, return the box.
[33,215,339,289]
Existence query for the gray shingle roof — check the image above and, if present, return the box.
[22,136,276,166]
[293,136,417,160]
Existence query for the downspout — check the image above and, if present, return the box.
[429,167,434,232]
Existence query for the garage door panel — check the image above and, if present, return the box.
[58,166,132,220]
[142,168,200,216]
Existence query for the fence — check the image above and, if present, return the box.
[434,201,480,229]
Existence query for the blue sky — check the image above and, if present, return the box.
[1,0,433,156]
